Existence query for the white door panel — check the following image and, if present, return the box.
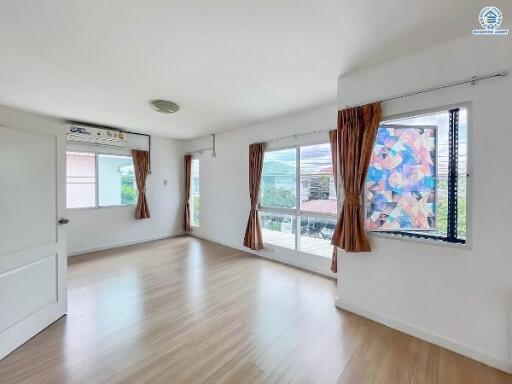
[0,126,56,255]
[0,254,57,332]
[0,118,67,360]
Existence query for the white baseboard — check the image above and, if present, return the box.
[335,298,511,374]
[188,231,225,245]
[68,232,184,257]
[190,231,335,279]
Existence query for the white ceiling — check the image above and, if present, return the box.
[0,1,510,139]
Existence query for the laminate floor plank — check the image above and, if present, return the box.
[0,236,510,384]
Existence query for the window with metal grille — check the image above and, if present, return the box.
[366,107,468,244]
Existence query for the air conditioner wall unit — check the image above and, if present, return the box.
[67,124,128,147]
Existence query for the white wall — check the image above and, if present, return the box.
[185,105,338,277]
[0,105,184,256]
[336,30,512,372]
[67,136,184,255]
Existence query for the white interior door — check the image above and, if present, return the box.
[0,117,67,360]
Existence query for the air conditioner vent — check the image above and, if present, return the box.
[67,124,127,147]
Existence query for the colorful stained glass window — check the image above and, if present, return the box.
[366,126,437,231]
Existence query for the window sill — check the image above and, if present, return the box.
[368,231,469,250]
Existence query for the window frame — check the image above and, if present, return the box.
[366,104,470,246]
[259,140,338,256]
[66,150,138,210]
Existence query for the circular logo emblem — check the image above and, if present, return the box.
[479,7,503,30]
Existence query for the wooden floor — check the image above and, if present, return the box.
[0,236,510,384]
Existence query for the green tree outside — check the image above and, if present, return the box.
[193,195,200,225]
[121,175,137,205]
[261,185,295,208]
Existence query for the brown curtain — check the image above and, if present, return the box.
[243,143,265,250]
[132,150,151,219]
[331,102,381,260]
[183,154,192,231]
[328,129,339,272]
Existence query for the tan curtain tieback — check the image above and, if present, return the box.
[344,193,362,205]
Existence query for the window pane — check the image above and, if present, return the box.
[98,154,138,206]
[366,124,437,232]
[66,152,96,208]
[260,212,296,250]
[367,108,468,241]
[191,159,200,227]
[300,143,336,215]
[457,108,468,239]
[299,216,335,258]
[260,148,296,209]
[457,175,467,239]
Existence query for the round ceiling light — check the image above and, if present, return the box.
[149,99,180,113]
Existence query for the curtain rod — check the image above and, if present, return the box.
[266,128,332,143]
[348,70,509,108]
[266,70,509,144]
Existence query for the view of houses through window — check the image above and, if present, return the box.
[259,143,336,257]
[258,106,468,253]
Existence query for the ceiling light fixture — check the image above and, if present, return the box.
[149,99,180,113]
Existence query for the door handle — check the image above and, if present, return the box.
[58,218,70,225]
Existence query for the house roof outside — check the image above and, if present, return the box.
[300,199,337,215]
[318,165,333,174]
[263,161,295,176]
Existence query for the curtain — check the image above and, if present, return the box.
[183,154,192,231]
[328,129,339,272]
[132,150,151,219]
[243,143,265,250]
[331,102,381,258]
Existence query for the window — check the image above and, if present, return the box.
[260,212,296,250]
[66,151,138,209]
[98,154,138,206]
[66,152,96,208]
[300,143,337,216]
[366,107,468,243]
[191,158,200,227]
[261,148,296,209]
[260,143,337,257]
